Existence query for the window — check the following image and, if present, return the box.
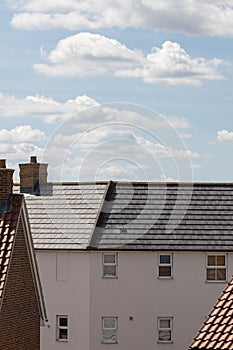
[158,317,173,343]
[102,317,118,343]
[103,253,117,278]
[158,254,172,278]
[206,254,227,281]
[56,316,68,341]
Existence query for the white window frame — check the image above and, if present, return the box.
[102,316,118,344]
[157,317,173,343]
[158,253,172,278]
[56,315,68,342]
[206,254,227,282]
[102,253,117,278]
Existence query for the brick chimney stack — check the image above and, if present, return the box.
[0,159,14,212]
[19,156,48,195]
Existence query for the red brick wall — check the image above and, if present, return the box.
[0,217,41,350]
[0,169,14,201]
[19,163,48,189]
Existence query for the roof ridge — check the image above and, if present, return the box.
[14,181,233,186]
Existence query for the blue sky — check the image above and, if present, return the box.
[1,0,233,182]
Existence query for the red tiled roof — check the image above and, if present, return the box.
[189,276,233,349]
[0,194,23,303]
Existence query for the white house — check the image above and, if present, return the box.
[18,157,233,350]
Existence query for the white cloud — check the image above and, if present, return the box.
[0,92,98,123]
[118,41,225,86]
[0,125,46,143]
[34,32,143,77]
[0,125,46,179]
[34,34,225,86]
[0,91,190,129]
[0,91,196,182]
[7,0,233,37]
[217,129,233,141]
[96,162,145,181]
[134,134,199,159]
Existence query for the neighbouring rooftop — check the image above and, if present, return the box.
[0,194,23,300]
[189,276,233,349]
[18,181,233,251]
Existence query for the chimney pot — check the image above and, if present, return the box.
[0,159,6,168]
[30,156,37,164]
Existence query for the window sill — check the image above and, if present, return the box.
[205,280,227,283]
[157,341,173,344]
[158,276,173,280]
[101,341,118,344]
[102,276,118,279]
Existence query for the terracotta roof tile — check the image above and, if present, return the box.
[189,275,233,349]
[0,194,22,304]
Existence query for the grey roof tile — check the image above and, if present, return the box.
[89,182,233,250]
[24,183,108,250]
[19,181,233,251]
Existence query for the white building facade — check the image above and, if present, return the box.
[18,157,233,350]
[36,250,233,350]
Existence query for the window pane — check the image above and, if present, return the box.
[159,266,171,277]
[103,265,116,277]
[207,268,215,280]
[207,256,215,266]
[217,256,225,266]
[59,317,68,327]
[160,319,170,328]
[217,268,226,280]
[104,254,116,264]
[103,318,116,329]
[159,330,171,341]
[160,255,171,264]
[103,329,116,342]
[59,329,68,340]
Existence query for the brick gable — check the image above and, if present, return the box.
[0,217,40,350]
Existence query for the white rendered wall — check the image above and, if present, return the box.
[89,251,233,350]
[36,250,233,350]
[37,251,90,350]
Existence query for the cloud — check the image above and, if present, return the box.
[117,41,225,86]
[34,32,143,77]
[42,118,197,182]
[217,129,233,141]
[0,96,195,181]
[134,134,199,159]
[0,125,46,143]
[0,125,46,179]
[7,0,233,37]
[34,34,225,86]
[0,91,189,129]
[0,92,98,123]
[51,126,198,160]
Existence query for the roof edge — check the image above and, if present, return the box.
[21,199,48,324]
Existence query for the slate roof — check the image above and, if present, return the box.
[22,181,233,251]
[189,276,233,349]
[89,182,233,250]
[24,183,108,249]
[0,194,23,302]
